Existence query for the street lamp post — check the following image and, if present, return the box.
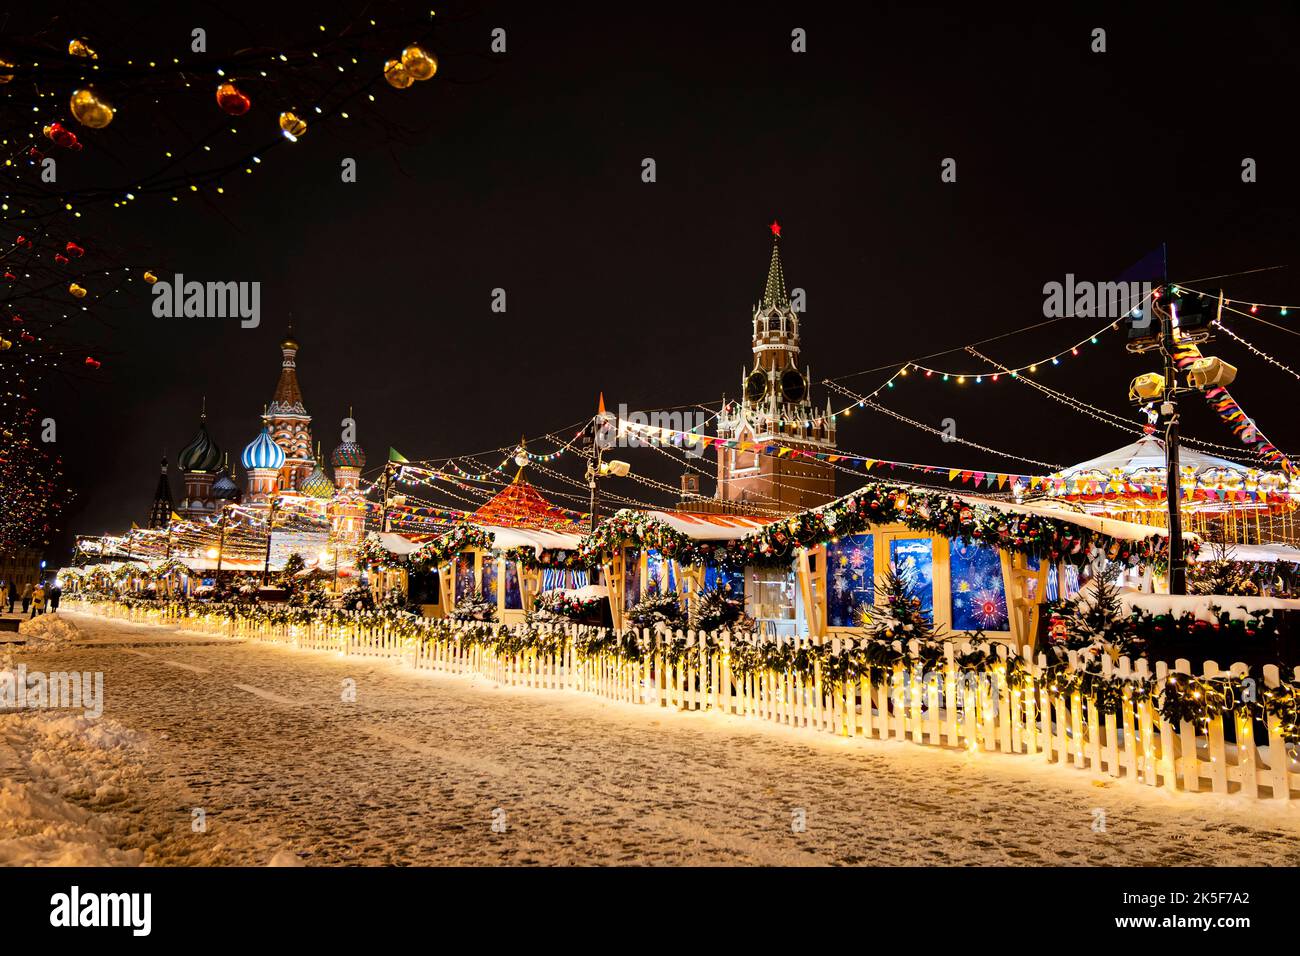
[262,497,280,586]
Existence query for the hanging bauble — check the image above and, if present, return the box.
[143,271,158,284]
[0,59,13,83]
[68,283,86,298]
[69,89,114,128]
[84,357,101,369]
[65,242,84,258]
[68,38,97,58]
[400,44,437,80]
[0,338,10,350]
[216,81,251,116]
[279,111,307,140]
[54,254,69,265]
[383,58,414,89]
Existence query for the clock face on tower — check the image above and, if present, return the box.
[780,368,806,402]
[745,370,768,403]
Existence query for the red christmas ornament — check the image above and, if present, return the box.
[42,122,79,149]
[54,254,69,265]
[65,241,84,257]
[84,357,101,369]
[216,81,251,116]
[10,315,21,324]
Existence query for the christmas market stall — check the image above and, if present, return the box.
[694,479,1194,649]
[577,510,779,634]
[395,474,587,624]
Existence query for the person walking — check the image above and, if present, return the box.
[48,582,61,613]
[20,582,32,615]
[4,579,13,614]
[29,582,45,619]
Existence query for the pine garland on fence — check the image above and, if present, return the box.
[76,594,1300,744]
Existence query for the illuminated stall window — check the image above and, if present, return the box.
[704,562,744,600]
[480,556,499,602]
[745,566,798,634]
[455,552,476,603]
[890,538,934,616]
[503,560,523,610]
[622,547,641,609]
[948,541,1009,631]
[826,533,874,627]
[645,548,676,595]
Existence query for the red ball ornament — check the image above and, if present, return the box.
[216,82,251,116]
[54,254,68,265]
[65,242,84,257]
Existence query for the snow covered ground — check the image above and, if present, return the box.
[1,609,1299,866]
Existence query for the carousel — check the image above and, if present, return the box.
[1040,432,1300,543]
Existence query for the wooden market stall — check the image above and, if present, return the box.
[589,480,1194,650]
[391,474,587,623]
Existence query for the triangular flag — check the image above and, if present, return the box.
[389,447,409,463]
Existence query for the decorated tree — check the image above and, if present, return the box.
[689,586,742,632]
[861,563,937,642]
[626,592,685,630]
[1188,538,1260,597]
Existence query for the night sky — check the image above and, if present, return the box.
[28,1,1300,559]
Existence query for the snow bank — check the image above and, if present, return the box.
[18,613,82,646]
[0,712,146,867]
[1123,593,1300,621]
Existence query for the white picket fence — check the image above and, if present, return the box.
[69,599,1300,801]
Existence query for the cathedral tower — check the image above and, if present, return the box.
[177,406,224,520]
[266,326,314,491]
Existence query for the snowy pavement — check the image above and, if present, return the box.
[3,609,1300,866]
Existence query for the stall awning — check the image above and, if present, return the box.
[630,510,777,541]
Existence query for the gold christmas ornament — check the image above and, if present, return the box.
[69,283,87,298]
[68,38,97,59]
[69,88,114,128]
[383,58,414,89]
[400,44,437,80]
[143,271,158,284]
[278,111,307,140]
[0,337,11,350]
[0,59,14,84]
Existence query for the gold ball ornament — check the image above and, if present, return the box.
[69,89,114,129]
[69,283,87,298]
[0,337,11,351]
[383,58,414,89]
[400,44,437,81]
[0,59,13,84]
[278,111,307,140]
[68,38,97,59]
[143,271,158,284]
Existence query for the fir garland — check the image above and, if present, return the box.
[408,526,494,569]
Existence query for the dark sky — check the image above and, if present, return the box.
[35,1,1300,558]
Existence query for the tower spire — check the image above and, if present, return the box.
[762,221,787,308]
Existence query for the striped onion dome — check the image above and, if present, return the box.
[300,446,335,499]
[178,417,223,473]
[241,426,286,471]
[331,439,366,470]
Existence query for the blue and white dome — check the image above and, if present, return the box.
[241,427,286,471]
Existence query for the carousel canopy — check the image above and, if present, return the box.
[472,474,580,531]
[1056,435,1252,481]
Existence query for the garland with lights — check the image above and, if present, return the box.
[407,526,493,570]
[723,480,1169,570]
[73,592,1300,745]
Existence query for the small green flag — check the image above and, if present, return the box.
[388,447,409,463]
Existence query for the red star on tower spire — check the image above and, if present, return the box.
[769,220,781,238]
